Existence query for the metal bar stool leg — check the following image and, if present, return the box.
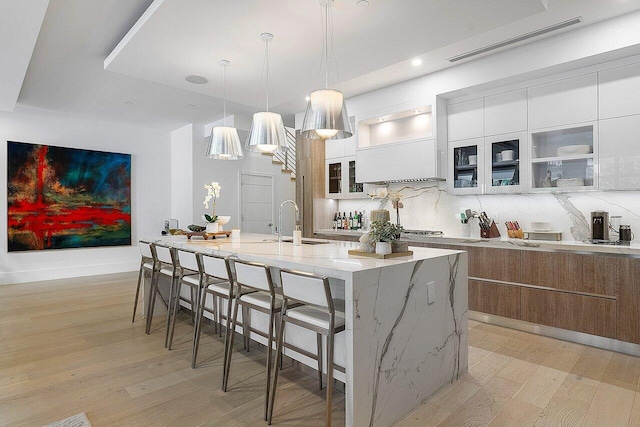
[317,333,323,390]
[167,275,185,350]
[164,275,177,348]
[192,283,208,368]
[132,259,145,322]
[145,268,159,335]
[222,293,241,391]
[267,310,286,425]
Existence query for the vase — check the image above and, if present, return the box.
[206,222,219,233]
[375,241,392,255]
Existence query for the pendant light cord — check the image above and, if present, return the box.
[265,37,270,112]
[324,1,329,89]
[223,63,227,126]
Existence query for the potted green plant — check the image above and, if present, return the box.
[368,220,404,255]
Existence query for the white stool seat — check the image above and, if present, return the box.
[142,261,154,270]
[160,267,175,276]
[240,290,283,310]
[287,306,345,330]
[206,281,232,296]
[182,275,201,286]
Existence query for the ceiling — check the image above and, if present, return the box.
[5,0,640,131]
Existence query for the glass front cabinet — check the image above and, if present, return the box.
[530,123,597,190]
[484,132,527,193]
[449,134,527,195]
[325,156,365,199]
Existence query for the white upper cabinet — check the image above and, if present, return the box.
[447,98,484,141]
[325,117,357,159]
[484,89,527,136]
[599,115,640,190]
[527,73,597,130]
[599,62,640,120]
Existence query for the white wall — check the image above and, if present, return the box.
[170,124,194,229]
[0,106,171,284]
[192,117,297,235]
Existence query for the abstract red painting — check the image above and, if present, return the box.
[7,141,131,251]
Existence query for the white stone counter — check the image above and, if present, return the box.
[148,233,469,427]
[315,229,640,257]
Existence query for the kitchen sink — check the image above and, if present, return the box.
[262,238,331,245]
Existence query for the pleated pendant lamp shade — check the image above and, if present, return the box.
[246,111,287,153]
[206,59,244,160]
[246,32,288,154]
[206,126,243,159]
[301,88,352,140]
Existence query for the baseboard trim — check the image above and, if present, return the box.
[470,310,640,357]
[0,261,139,285]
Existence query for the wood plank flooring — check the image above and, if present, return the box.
[2,272,640,426]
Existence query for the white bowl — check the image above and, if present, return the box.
[216,215,231,226]
[501,150,515,161]
[556,178,585,187]
[556,144,591,156]
[531,221,551,231]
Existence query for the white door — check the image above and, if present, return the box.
[240,172,274,234]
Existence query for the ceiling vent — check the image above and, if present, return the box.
[448,17,582,63]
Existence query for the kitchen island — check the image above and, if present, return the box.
[149,234,468,427]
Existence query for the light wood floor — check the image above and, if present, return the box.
[1,272,639,426]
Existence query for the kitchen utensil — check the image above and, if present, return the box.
[591,211,610,241]
[501,150,515,161]
[556,144,592,156]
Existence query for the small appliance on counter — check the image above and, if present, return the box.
[591,211,609,241]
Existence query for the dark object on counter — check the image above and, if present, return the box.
[479,211,501,238]
[620,225,633,243]
[591,211,609,241]
[188,224,206,232]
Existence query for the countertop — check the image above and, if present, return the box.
[314,229,640,257]
[148,233,462,280]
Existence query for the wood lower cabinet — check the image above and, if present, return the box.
[521,287,616,339]
[469,280,520,319]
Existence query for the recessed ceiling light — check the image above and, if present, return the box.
[413,110,421,114]
[378,118,385,122]
[411,58,422,66]
[357,0,369,5]
[188,104,196,108]
[123,101,133,105]
[185,75,208,84]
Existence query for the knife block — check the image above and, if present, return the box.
[480,221,501,238]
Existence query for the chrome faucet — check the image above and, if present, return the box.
[278,200,300,243]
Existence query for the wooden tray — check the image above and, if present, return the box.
[348,250,413,259]
[185,231,231,240]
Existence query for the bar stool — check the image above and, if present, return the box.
[132,240,156,322]
[192,253,237,373]
[145,244,180,346]
[223,259,283,421]
[166,248,204,351]
[267,269,345,427]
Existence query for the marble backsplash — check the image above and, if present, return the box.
[334,182,640,242]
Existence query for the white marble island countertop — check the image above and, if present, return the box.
[149,233,463,280]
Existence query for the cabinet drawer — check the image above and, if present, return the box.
[520,251,615,296]
[468,247,521,283]
[469,280,520,319]
[521,287,616,339]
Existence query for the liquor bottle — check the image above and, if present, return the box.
[343,212,348,230]
[357,211,362,229]
[332,212,338,230]
[349,212,354,230]
[361,210,367,230]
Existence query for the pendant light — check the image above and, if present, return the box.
[206,60,243,160]
[300,0,352,140]
[246,33,288,154]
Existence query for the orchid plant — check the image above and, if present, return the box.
[368,187,404,225]
[203,181,221,223]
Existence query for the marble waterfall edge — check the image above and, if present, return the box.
[349,252,468,427]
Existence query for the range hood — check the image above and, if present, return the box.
[356,138,443,183]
